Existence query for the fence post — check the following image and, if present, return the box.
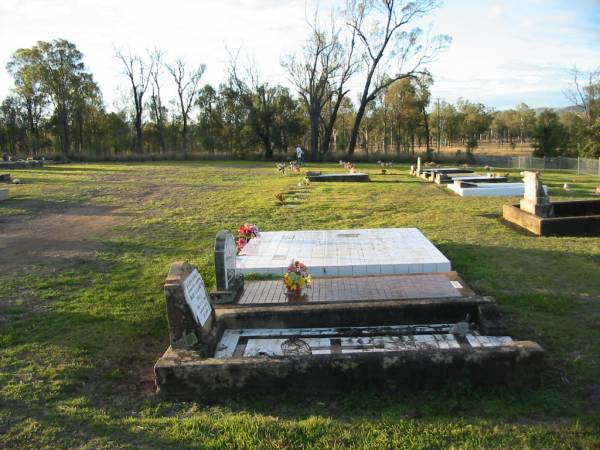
[577,157,580,175]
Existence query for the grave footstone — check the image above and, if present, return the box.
[212,230,244,303]
[164,261,218,353]
[520,171,553,217]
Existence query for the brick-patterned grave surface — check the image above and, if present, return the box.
[238,273,465,305]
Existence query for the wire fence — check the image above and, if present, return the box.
[469,155,600,177]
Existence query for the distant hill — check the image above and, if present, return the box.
[533,105,585,114]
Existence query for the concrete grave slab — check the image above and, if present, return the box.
[307,172,370,182]
[434,173,508,185]
[448,181,548,197]
[236,228,451,277]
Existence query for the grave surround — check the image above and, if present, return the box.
[155,262,544,399]
[236,228,451,277]
[306,172,370,182]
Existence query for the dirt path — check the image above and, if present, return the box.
[0,200,130,273]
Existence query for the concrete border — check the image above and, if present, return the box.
[155,340,543,400]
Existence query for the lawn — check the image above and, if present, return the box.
[0,161,599,449]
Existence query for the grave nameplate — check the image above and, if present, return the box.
[182,269,212,326]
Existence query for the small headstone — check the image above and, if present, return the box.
[164,262,217,352]
[0,188,8,201]
[416,157,421,175]
[520,171,553,218]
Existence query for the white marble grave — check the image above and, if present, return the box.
[447,181,548,197]
[214,324,512,358]
[236,228,451,277]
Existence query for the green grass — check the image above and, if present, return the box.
[1,161,599,449]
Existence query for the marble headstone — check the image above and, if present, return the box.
[213,230,244,303]
[164,261,216,351]
[215,230,237,291]
[520,171,553,217]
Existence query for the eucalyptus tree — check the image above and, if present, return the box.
[8,39,100,154]
[345,0,450,154]
[148,48,167,153]
[116,48,154,152]
[6,47,47,153]
[283,11,357,160]
[0,96,25,154]
[167,59,206,154]
[565,67,600,156]
[228,54,279,159]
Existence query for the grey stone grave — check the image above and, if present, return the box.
[503,171,600,235]
[0,188,8,201]
[155,261,544,400]
[520,171,553,218]
[164,261,218,353]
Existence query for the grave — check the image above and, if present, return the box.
[236,228,451,277]
[154,261,544,400]
[434,173,508,185]
[0,188,8,201]
[306,172,370,182]
[503,171,600,236]
[447,181,545,197]
[0,173,11,182]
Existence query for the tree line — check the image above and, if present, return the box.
[0,0,598,160]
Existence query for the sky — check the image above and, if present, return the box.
[0,0,599,111]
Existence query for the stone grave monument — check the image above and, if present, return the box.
[163,261,219,354]
[0,188,8,201]
[155,260,544,400]
[211,230,244,303]
[519,171,553,218]
[503,171,600,235]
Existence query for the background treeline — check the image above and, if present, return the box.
[0,2,598,161]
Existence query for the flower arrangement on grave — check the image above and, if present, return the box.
[236,223,260,252]
[297,177,310,188]
[283,260,312,296]
[275,192,285,205]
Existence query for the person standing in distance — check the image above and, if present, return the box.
[295,144,304,166]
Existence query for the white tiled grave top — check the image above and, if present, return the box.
[448,182,549,197]
[236,228,451,277]
[214,324,513,358]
